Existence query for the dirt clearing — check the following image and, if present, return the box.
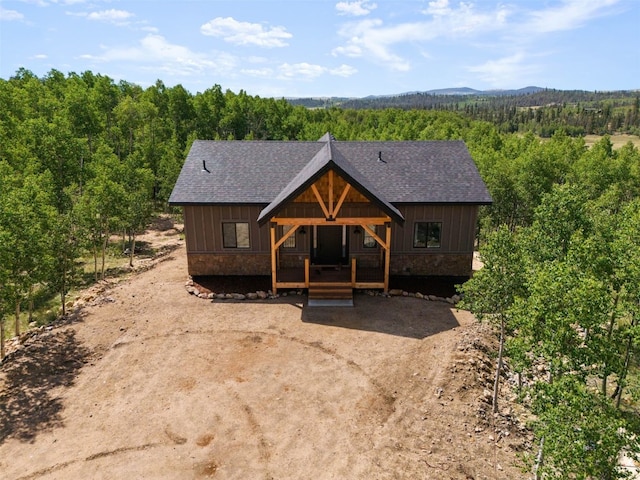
[0,223,527,479]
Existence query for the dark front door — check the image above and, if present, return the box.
[314,226,346,264]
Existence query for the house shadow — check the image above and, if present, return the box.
[300,295,461,340]
[0,327,89,444]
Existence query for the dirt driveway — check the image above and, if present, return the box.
[0,233,525,479]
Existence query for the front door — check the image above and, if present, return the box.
[314,226,346,264]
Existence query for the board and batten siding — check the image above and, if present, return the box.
[183,205,270,254]
[393,204,478,254]
[184,203,478,255]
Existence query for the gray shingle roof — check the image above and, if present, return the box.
[168,136,492,210]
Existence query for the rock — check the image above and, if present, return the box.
[256,291,268,299]
[408,292,415,297]
[216,293,226,299]
[246,292,258,300]
[224,293,233,299]
[207,293,215,299]
[446,297,455,304]
[185,279,194,287]
[389,289,403,296]
[452,294,461,303]
[415,292,424,299]
[232,293,246,300]
[428,295,438,301]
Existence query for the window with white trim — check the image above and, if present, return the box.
[222,222,250,248]
[281,225,296,248]
[363,225,377,248]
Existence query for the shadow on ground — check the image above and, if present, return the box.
[0,328,90,443]
[301,296,461,340]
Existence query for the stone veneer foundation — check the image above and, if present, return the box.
[390,253,472,277]
[187,253,271,276]
[188,252,472,277]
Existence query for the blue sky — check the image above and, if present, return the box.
[1,0,638,97]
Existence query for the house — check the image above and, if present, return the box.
[168,133,491,298]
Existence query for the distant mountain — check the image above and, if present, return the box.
[285,87,640,112]
[419,86,545,96]
[285,86,547,108]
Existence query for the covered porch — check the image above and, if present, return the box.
[269,219,392,295]
[257,136,405,297]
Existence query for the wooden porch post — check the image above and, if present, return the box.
[304,257,310,288]
[384,223,391,293]
[351,257,356,287]
[270,222,277,294]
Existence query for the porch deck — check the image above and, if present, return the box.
[275,260,384,291]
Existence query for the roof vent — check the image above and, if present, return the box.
[202,159,210,173]
[377,151,387,163]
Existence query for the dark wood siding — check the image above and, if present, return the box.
[183,203,479,259]
[183,205,270,254]
[392,204,478,254]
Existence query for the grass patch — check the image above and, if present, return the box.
[584,134,640,149]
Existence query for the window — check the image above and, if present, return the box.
[413,222,441,248]
[363,225,377,248]
[281,225,296,248]
[222,222,250,248]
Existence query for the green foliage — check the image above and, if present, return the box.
[2,71,640,476]
[463,182,640,477]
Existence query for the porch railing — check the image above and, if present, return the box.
[274,257,384,292]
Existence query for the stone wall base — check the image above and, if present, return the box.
[390,253,472,277]
[187,252,472,277]
[187,253,271,276]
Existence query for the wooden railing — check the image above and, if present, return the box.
[274,257,385,293]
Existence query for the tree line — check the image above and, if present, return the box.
[299,88,640,137]
[1,68,640,476]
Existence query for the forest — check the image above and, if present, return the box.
[1,68,640,477]
[293,88,640,138]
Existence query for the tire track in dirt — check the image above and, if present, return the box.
[226,387,273,465]
[14,443,162,480]
[110,328,392,401]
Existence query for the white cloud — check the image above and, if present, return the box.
[525,0,620,33]
[332,3,510,71]
[332,18,421,71]
[336,1,377,16]
[0,7,25,21]
[32,54,48,59]
[240,67,273,78]
[421,1,510,34]
[201,17,292,48]
[278,62,325,80]
[467,52,541,87]
[80,34,236,77]
[330,64,358,77]
[274,62,358,81]
[20,0,87,6]
[424,0,451,17]
[86,9,134,22]
[68,9,135,25]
